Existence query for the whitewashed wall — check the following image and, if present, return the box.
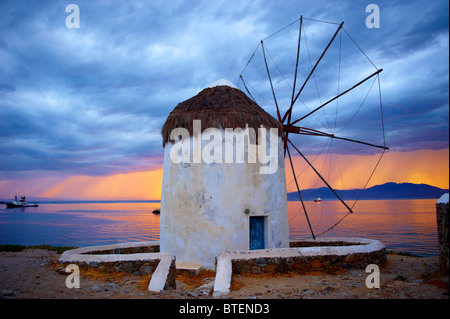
[160,128,288,269]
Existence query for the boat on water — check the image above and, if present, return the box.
[5,196,38,208]
[314,198,323,203]
[151,209,160,214]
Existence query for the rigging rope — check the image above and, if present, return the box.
[262,17,302,41]
[307,148,387,240]
[238,17,388,239]
[264,44,293,89]
[337,75,377,134]
[342,27,378,70]
[237,42,261,87]
[285,137,332,188]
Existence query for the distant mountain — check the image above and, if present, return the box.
[287,182,449,201]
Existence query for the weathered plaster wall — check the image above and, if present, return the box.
[160,130,288,269]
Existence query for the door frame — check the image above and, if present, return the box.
[248,215,269,250]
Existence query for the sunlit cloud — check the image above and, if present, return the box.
[0,0,448,199]
[0,149,447,200]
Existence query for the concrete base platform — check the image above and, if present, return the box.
[57,237,386,297]
[213,237,386,297]
[58,241,176,292]
[176,262,202,275]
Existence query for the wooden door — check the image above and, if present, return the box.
[249,216,265,250]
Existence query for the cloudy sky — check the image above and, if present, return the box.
[0,0,448,199]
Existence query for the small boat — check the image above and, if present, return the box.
[151,209,160,214]
[314,198,323,203]
[5,196,38,208]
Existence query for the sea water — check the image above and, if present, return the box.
[0,199,440,256]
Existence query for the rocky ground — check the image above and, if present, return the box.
[0,248,448,299]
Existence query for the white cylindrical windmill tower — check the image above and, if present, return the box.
[160,79,289,269]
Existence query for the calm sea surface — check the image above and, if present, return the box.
[0,199,440,256]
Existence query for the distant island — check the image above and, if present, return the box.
[287,182,449,201]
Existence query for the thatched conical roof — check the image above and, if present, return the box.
[161,81,283,146]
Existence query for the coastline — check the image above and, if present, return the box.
[0,248,447,300]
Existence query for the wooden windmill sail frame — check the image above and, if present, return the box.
[238,16,389,239]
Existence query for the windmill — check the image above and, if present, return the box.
[238,16,389,240]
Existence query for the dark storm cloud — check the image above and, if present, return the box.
[0,0,448,178]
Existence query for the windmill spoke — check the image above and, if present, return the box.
[287,138,354,215]
[284,126,389,150]
[284,126,334,137]
[239,75,256,102]
[290,16,303,112]
[282,21,344,124]
[283,132,289,156]
[261,40,282,122]
[284,16,303,157]
[290,68,383,125]
[329,135,389,150]
[286,144,316,239]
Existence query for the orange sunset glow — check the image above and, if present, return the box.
[285,148,449,193]
[0,148,447,201]
[0,169,163,201]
